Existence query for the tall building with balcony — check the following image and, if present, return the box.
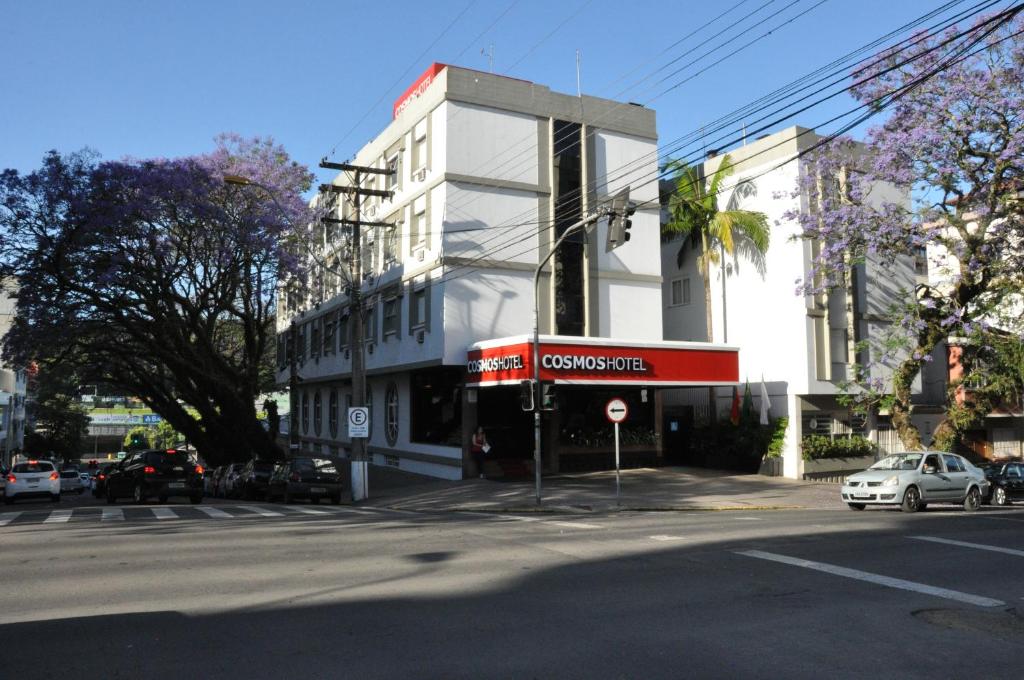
[279,64,738,480]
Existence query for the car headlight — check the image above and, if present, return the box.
[883,475,900,486]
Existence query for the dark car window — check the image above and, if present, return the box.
[59,470,79,478]
[144,451,185,466]
[1008,464,1022,479]
[13,462,55,473]
[253,462,275,472]
[942,455,963,473]
[923,454,943,471]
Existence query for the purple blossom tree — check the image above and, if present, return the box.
[0,134,314,465]
[791,12,1024,451]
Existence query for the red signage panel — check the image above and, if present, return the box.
[393,63,447,119]
[466,340,738,386]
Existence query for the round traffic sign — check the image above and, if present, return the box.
[605,398,628,424]
[349,408,368,427]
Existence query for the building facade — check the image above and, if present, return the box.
[279,64,737,479]
[0,281,27,466]
[661,126,916,479]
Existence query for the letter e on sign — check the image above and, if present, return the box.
[348,407,370,438]
[605,398,628,424]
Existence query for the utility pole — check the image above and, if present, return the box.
[319,161,393,502]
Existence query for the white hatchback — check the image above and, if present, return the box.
[4,460,61,504]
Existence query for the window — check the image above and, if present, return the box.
[298,325,307,362]
[301,391,309,434]
[670,278,691,306]
[364,303,377,342]
[338,309,350,349]
[383,222,399,268]
[412,118,428,173]
[323,315,335,355]
[383,294,400,337]
[410,368,462,445]
[311,319,321,358]
[385,382,399,446]
[329,389,339,438]
[411,287,427,329]
[410,195,426,251]
[313,391,322,436]
[386,153,401,193]
[943,454,964,472]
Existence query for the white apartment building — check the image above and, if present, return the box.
[0,281,27,466]
[661,126,916,479]
[279,64,738,480]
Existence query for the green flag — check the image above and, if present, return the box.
[741,381,754,424]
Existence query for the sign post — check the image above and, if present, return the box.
[348,407,370,500]
[604,398,629,505]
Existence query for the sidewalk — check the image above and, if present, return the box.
[361,465,840,513]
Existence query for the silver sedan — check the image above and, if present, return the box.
[841,451,989,512]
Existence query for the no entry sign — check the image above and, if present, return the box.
[605,398,628,424]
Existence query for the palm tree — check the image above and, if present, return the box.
[663,153,770,343]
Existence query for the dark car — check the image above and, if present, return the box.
[106,449,204,504]
[266,457,343,504]
[984,461,1024,506]
[240,459,276,500]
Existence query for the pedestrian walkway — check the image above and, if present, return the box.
[362,464,841,513]
[0,504,380,528]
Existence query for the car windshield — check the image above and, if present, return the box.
[60,471,78,478]
[869,454,921,471]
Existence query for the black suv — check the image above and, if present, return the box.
[106,449,204,504]
[266,457,343,504]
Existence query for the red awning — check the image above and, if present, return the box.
[465,335,738,387]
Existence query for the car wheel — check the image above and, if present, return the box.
[310,497,320,505]
[331,494,341,505]
[158,495,168,504]
[993,486,1009,506]
[133,483,145,504]
[963,486,981,512]
[3,495,13,505]
[106,489,116,504]
[847,503,866,511]
[283,490,293,504]
[901,486,921,513]
[190,495,202,504]
[51,493,60,503]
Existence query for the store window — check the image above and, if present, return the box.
[301,391,309,434]
[385,382,399,446]
[329,389,339,438]
[410,368,462,445]
[313,390,322,436]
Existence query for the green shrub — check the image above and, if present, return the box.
[801,434,875,461]
[764,417,788,458]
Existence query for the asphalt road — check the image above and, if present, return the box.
[2,491,1023,679]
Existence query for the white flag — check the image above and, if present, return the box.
[759,379,771,425]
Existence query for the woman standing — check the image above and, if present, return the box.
[470,426,488,479]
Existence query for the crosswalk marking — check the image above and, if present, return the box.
[650,535,688,542]
[236,505,284,517]
[151,507,178,520]
[43,509,73,524]
[550,521,602,530]
[909,535,1024,558]
[0,512,22,527]
[737,549,1005,608]
[285,506,330,515]
[196,506,233,519]
[102,508,124,522]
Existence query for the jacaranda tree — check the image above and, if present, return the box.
[0,134,313,466]
[792,10,1024,451]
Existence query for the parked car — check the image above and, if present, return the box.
[266,457,343,504]
[240,460,276,500]
[105,449,204,504]
[841,451,989,512]
[221,463,248,499]
[4,460,60,504]
[59,469,84,494]
[983,461,1024,506]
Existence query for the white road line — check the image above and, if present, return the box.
[496,515,544,523]
[151,507,178,520]
[284,506,330,515]
[43,509,73,524]
[734,517,764,521]
[550,521,602,530]
[978,515,1024,523]
[101,508,124,522]
[650,535,688,542]
[236,505,284,517]
[0,512,22,526]
[737,550,1005,608]
[910,535,1024,558]
[195,506,233,519]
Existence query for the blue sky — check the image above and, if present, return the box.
[0,1,989,186]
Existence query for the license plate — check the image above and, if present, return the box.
[169,482,185,489]
[853,494,870,499]
[311,487,327,494]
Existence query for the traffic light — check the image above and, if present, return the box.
[540,382,556,411]
[519,379,535,411]
[605,187,636,252]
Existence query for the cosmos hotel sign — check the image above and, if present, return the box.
[465,340,738,386]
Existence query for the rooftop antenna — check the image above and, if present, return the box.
[481,44,494,72]
[576,49,582,97]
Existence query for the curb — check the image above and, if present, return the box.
[378,503,815,514]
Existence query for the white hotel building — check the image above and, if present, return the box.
[278,64,737,480]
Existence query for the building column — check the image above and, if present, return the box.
[783,393,804,479]
[463,387,479,479]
